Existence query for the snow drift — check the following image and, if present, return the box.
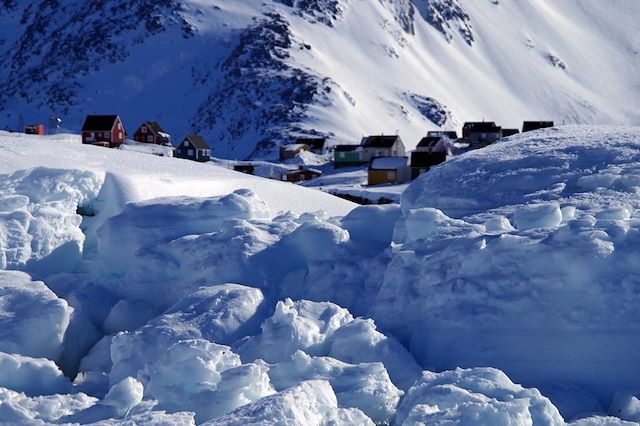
[0,127,640,424]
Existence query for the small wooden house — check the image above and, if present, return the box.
[462,122,502,149]
[279,143,309,161]
[81,115,126,147]
[281,166,322,183]
[522,121,554,132]
[333,144,364,167]
[368,156,410,186]
[361,135,406,162]
[24,124,45,135]
[234,164,255,175]
[174,135,211,162]
[296,137,326,155]
[134,121,171,145]
[502,128,520,138]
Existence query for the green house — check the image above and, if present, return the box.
[333,145,364,168]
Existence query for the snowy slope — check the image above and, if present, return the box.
[4,123,640,424]
[1,0,639,159]
[0,131,355,216]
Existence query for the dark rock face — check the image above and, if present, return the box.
[0,0,192,113]
[0,0,474,159]
[274,0,347,26]
[413,0,474,45]
[407,93,453,127]
[190,13,335,159]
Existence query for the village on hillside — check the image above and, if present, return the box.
[18,115,554,203]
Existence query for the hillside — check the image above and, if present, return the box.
[1,0,638,159]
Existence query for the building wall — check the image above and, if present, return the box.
[468,132,501,148]
[334,150,363,165]
[175,140,210,162]
[362,147,391,162]
[368,169,397,185]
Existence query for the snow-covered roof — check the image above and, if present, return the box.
[369,156,409,170]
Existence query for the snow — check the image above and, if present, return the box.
[1,126,640,424]
[109,284,265,388]
[380,126,640,409]
[395,368,564,425]
[369,156,409,170]
[0,271,72,361]
[268,351,401,423]
[145,339,274,423]
[0,132,355,219]
[341,204,401,243]
[0,352,71,397]
[202,380,374,426]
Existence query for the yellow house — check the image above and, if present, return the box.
[368,156,410,186]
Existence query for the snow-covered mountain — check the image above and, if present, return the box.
[1,0,639,159]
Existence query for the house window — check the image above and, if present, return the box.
[339,152,345,159]
[183,141,189,147]
[117,122,122,130]
[147,135,153,142]
[188,149,194,156]
[104,131,110,139]
[141,127,147,134]
[387,171,394,180]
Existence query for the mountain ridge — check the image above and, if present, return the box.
[1,0,638,159]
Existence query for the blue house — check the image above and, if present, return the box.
[175,135,211,162]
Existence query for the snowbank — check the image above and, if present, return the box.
[0,352,71,396]
[0,167,102,271]
[395,368,564,425]
[0,271,72,361]
[61,377,144,424]
[341,204,401,244]
[0,133,356,218]
[268,351,401,423]
[203,380,374,426]
[110,284,265,387]
[380,126,640,408]
[145,339,274,423]
[0,387,96,424]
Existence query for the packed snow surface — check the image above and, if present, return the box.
[1,127,640,424]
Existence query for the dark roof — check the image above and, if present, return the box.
[522,121,554,132]
[296,137,326,149]
[427,131,458,139]
[283,168,322,176]
[334,144,360,152]
[463,122,500,132]
[184,134,210,149]
[82,115,119,131]
[142,121,166,134]
[411,151,446,168]
[361,135,402,148]
[502,128,520,137]
[417,136,442,148]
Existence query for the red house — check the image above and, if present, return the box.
[81,115,126,147]
[133,121,171,145]
[25,124,45,135]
